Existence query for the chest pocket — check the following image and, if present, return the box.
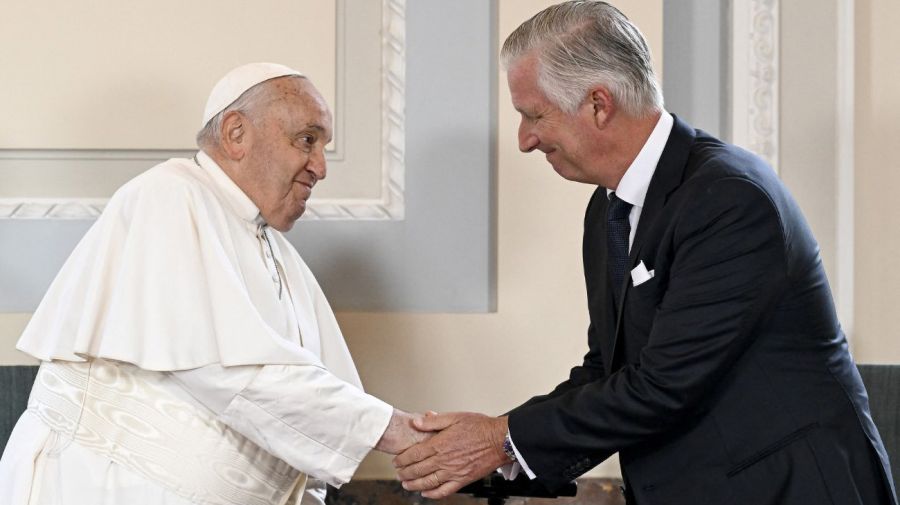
[622,266,667,356]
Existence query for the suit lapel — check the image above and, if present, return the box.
[608,116,695,370]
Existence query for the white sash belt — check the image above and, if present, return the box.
[28,359,307,505]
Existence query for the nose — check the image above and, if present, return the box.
[308,146,327,182]
[518,120,539,153]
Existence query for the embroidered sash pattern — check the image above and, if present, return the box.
[28,359,306,505]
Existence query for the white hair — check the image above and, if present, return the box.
[196,75,307,149]
[501,0,663,117]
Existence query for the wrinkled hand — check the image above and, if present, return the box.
[375,409,434,455]
[393,412,510,499]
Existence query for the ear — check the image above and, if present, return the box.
[588,86,615,129]
[220,111,250,160]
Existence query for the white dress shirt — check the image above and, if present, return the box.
[607,111,675,252]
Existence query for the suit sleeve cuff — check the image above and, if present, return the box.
[507,430,537,479]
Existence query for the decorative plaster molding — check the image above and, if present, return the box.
[379,0,406,220]
[731,0,779,172]
[304,0,405,221]
[0,199,106,219]
[0,0,405,221]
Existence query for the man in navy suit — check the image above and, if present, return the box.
[394,1,897,503]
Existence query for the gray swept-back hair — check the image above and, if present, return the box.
[196,75,307,149]
[501,0,663,117]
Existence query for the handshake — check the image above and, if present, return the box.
[375,409,514,500]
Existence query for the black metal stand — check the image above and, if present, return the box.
[458,474,577,504]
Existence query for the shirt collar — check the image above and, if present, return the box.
[195,150,263,224]
[606,111,674,207]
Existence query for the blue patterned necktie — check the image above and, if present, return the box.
[607,192,633,304]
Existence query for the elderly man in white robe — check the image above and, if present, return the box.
[0,63,426,505]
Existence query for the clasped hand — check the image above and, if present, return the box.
[392,412,511,499]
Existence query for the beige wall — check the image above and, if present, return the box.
[854,0,900,362]
[780,0,838,288]
[0,1,388,203]
[0,315,31,365]
[1,0,336,151]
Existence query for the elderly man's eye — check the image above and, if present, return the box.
[295,135,316,150]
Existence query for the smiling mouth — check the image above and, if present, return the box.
[295,178,315,190]
[290,181,314,203]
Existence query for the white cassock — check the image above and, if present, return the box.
[0,151,393,505]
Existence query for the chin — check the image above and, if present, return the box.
[284,208,307,231]
[552,165,576,181]
[267,201,307,231]
[267,214,298,232]
[268,221,292,232]
[551,164,588,184]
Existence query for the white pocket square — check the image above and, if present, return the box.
[631,261,655,287]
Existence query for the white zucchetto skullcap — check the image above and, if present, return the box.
[202,62,304,127]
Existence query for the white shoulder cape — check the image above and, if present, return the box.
[17,156,361,385]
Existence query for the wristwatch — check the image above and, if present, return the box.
[502,431,518,463]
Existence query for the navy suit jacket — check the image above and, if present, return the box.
[507,116,897,505]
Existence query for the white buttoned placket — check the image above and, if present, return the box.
[256,222,284,299]
[255,220,304,347]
